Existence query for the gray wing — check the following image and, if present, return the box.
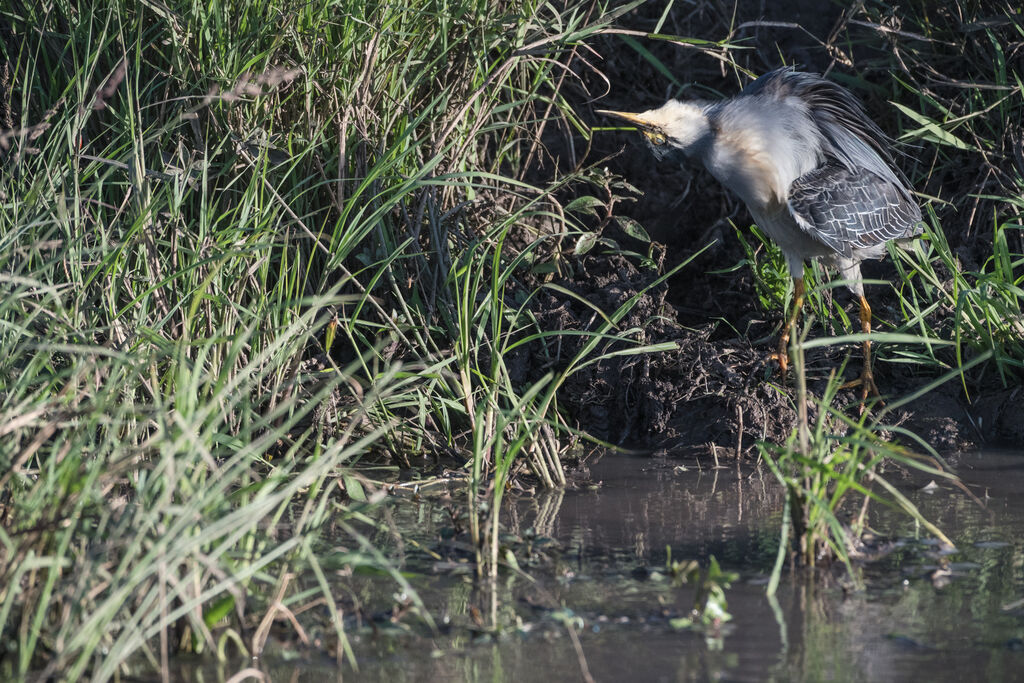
[787,164,923,258]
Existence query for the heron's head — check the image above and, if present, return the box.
[598,101,712,161]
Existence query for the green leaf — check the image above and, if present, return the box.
[619,35,682,87]
[565,195,605,217]
[892,102,975,151]
[502,547,520,571]
[670,617,695,630]
[531,261,560,275]
[343,475,366,502]
[575,232,599,255]
[203,595,235,629]
[615,215,651,242]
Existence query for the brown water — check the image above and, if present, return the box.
[180,451,1024,682]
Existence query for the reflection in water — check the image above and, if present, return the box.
[171,451,1024,682]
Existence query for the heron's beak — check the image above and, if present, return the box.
[596,110,668,146]
[595,110,654,128]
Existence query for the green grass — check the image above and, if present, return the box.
[0,0,660,675]
[2,0,1023,678]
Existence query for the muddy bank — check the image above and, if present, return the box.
[524,251,1021,456]
[510,2,1024,458]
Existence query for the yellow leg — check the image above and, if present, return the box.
[840,295,884,406]
[771,277,804,374]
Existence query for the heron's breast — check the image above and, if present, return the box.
[706,102,821,211]
[706,130,785,211]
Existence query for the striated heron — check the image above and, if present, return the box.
[599,67,924,401]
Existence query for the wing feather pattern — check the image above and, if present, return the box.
[787,163,923,258]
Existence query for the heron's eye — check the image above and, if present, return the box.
[645,131,667,146]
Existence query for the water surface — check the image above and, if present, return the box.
[184,451,1024,681]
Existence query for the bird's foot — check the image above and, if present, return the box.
[769,331,791,376]
[840,366,885,412]
[768,350,789,375]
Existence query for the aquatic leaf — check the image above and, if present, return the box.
[550,608,583,630]
[669,616,694,630]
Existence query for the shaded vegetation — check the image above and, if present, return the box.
[0,0,1021,679]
